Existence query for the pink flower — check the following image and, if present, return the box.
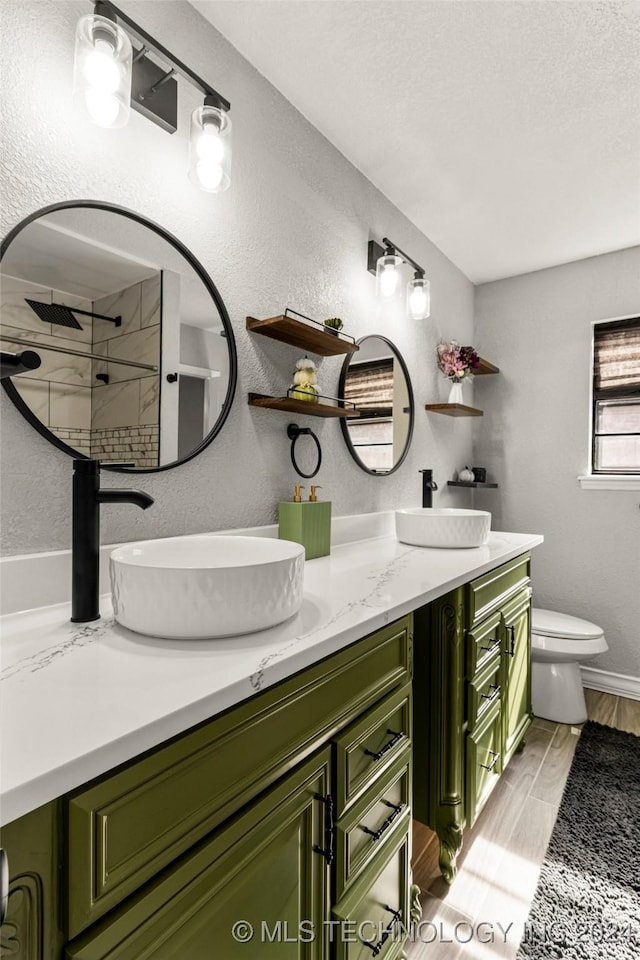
[437,341,479,381]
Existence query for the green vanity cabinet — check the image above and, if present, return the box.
[0,614,414,960]
[413,553,533,883]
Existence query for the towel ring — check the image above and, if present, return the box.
[287,423,322,479]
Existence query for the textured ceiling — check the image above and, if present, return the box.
[193,0,640,283]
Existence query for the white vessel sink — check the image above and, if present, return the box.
[395,508,491,548]
[110,535,305,639]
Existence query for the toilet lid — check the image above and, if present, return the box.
[531,608,603,641]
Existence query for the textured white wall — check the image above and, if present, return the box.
[0,0,475,556]
[474,248,640,678]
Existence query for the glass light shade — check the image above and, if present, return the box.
[189,106,232,193]
[73,14,132,129]
[376,253,403,300]
[407,277,431,320]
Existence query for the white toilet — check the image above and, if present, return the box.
[530,608,608,724]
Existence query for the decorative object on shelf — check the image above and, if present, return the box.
[246,309,357,356]
[472,467,487,483]
[73,1,231,192]
[448,381,464,404]
[437,340,479,382]
[323,317,343,336]
[289,357,320,403]
[367,238,431,320]
[287,423,322,479]
[457,466,475,483]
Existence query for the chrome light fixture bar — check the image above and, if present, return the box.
[367,238,431,320]
[73,1,232,191]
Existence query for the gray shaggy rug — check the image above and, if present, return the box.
[517,721,639,959]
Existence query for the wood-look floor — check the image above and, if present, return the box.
[407,691,640,959]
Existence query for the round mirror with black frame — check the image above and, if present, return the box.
[0,201,237,472]
[339,335,414,475]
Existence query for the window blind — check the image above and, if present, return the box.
[592,317,640,473]
[344,358,394,416]
[594,317,640,394]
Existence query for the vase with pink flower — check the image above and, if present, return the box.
[437,341,480,404]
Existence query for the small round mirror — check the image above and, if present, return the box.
[0,201,237,471]
[339,335,414,475]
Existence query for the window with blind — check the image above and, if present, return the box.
[592,316,640,473]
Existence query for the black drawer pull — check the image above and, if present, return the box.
[480,637,500,653]
[480,750,500,772]
[362,801,406,842]
[313,794,335,866]
[363,905,402,956]
[507,625,516,657]
[480,684,500,703]
[365,729,404,763]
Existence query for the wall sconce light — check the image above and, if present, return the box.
[73,1,232,192]
[367,238,431,320]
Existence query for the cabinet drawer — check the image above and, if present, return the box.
[333,822,410,960]
[466,554,530,627]
[334,683,412,817]
[467,656,501,733]
[465,609,502,679]
[67,614,412,937]
[465,699,502,828]
[335,747,411,900]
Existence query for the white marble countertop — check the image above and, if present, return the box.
[0,523,542,826]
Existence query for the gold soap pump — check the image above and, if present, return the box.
[293,485,304,502]
[309,485,321,502]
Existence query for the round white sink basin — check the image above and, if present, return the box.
[395,508,491,548]
[110,535,305,639]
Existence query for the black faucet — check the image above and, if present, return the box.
[71,460,154,623]
[419,469,438,508]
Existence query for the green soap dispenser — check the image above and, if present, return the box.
[278,485,331,560]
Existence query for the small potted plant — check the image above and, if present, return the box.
[323,317,344,337]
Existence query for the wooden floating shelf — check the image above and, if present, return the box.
[248,392,360,419]
[448,481,499,489]
[425,403,483,418]
[246,315,359,357]
[475,357,500,375]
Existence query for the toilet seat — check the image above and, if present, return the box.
[531,608,604,641]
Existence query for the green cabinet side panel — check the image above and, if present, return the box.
[66,748,332,960]
[412,589,465,883]
[67,615,412,936]
[500,588,533,764]
[0,801,64,960]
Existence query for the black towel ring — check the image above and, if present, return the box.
[287,423,322,479]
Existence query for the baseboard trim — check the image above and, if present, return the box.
[581,666,640,701]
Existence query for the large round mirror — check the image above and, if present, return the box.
[0,201,237,471]
[339,335,414,475]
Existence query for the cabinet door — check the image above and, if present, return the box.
[66,748,332,960]
[501,589,532,763]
